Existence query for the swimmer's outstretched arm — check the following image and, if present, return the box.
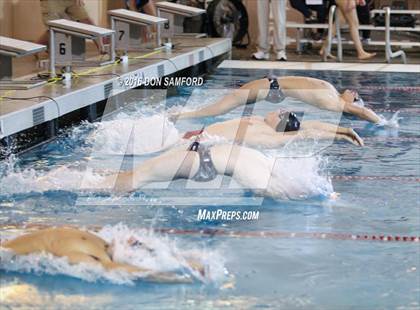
[300,120,348,133]
[103,261,194,283]
[174,80,267,120]
[301,129,364,146]
[342,101,381,124]
[61,251,193,283]
[259,128,363,147]
[277,77,381,123]
[300,121,364,146]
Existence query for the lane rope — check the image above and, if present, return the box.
[1,223,417,244]
[367,107,420,113]
[363,136,420,142]
[331,175,420,182]
[362,86,420,92]
[155,228,420,243]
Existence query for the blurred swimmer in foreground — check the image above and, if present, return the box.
[1,227,204,283]
[64,141,333,199]
[181,109,364,147]
[173,76,382,124]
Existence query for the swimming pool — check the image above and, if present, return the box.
[0,67,419,309]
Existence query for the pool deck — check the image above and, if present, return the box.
[0,37,231,139]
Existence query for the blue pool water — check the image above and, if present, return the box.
[0,68,419,309]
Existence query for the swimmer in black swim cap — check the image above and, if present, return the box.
[265,109,301,132]
[174,76,382,124]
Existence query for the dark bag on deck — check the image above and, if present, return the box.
[373,1,417,28]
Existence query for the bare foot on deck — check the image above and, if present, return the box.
[358,52,376,60]
[319,49,337,60]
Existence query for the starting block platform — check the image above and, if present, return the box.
[0,37,231,144]
[108,9,168,53]
[47,19,115,77]
[156,1,206,44]
[0,36,47,90]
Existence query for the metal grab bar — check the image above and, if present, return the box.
[384,7,406,63]
[323,5,342,62]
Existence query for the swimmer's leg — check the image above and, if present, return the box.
[113,147,200,191]
[174,80,261,120]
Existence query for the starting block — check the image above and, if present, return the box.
[0,36,47,89]
[47,19,115,77]
[108,9,168,53]
[156,2,206,45]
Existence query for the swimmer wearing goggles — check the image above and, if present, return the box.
[173,76,381,124]
[182,109,363,148]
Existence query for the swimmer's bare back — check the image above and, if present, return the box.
[3,228,94,253]
[2,227,111,263]
[1,227,201,283]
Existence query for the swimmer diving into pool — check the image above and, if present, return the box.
[173,76,382,124]
[181,109,364,147]
[1,227,205,283]
[67,141,330,199]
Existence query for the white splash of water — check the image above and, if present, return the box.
[266,155,333,200]
[376,111,401,128]
[0,224,227,286]
[87,115,180,155]
[0,166,106,195]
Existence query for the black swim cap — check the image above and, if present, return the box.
[275,112,300,132]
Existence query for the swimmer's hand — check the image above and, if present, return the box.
[376,111,401,128]
[337,129,364,146]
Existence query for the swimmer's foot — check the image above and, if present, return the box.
[358,52,376,60]
[319,49,336,60]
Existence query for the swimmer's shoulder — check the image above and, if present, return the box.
[248,115,264,122]
[41,227,101,243]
